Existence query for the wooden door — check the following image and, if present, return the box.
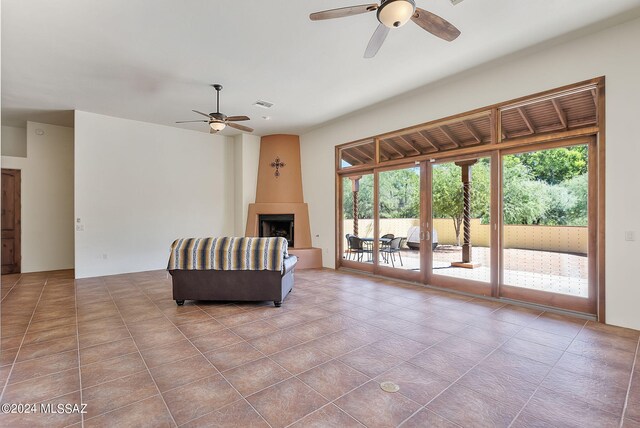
[2,169,21,274]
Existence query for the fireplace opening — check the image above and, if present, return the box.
[259,214,294,247]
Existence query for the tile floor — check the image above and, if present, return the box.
[0,268,639,427]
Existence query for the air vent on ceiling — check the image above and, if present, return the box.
[253,100,274,109]
[450,0,464,4]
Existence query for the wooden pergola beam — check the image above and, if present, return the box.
[551,99,568,129]
[378,146,390,161]
[378,143,395,160]
[352,146,374,161]
[377,111,489,142]
[382,140,406,158]
[341,151,362,165]
[517,108,536,135]
[440,126,460,147]
[399,136,423,155]
[462,120,482,143]
[418,131,439,151]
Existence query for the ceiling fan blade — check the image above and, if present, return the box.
[176,120,208,123]
[192,110,213,118]
[310,4,378,21]
[364,23,390,58]
[225,115,250,122]
[411,8,461,42]
[227,122,254,133]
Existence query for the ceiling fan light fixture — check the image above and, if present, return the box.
[210,121,226,132]
[377,0,416,28]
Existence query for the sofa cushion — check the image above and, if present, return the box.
[168,237,289,272]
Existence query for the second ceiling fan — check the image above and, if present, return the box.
[310,0,461,58]
[176,84,253,133]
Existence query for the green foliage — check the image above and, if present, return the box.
[341,146,589,232]
[342,175,374,219]
[379,168,420,219]
[515,146,587,185]
[502,149,588,226]
[502,158,549,224]
[432,160,490,244]
[561,173,588,226]
[541,184,574,225]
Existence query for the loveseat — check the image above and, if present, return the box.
[167,237,297,307]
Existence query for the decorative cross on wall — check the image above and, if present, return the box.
[270,157,286,178]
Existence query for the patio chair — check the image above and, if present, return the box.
[380,234,394,262]
[380,237,403,267]
[345,234,354,259]
[347,235,371,262]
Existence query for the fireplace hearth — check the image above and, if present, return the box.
[259,214,294,247]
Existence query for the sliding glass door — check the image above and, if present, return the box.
[427,156,494,295]
[375,165,423,280]
[499,142,596,313]
[337,139,598,316]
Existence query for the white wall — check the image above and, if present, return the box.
[233,134,260,236]
[1,122,75,272]
[300,17,640,330]
[74,111,235,278]
[1,126,27,157]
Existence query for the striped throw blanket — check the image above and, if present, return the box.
[167,237,289,272]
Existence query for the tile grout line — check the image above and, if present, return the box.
[395,310,539,428]
[0,276,48,402]
[282,316,464,427]
[356,296,544,426]
[0,273,22,304]
[619,335,640,428]
[4,347,140,390]
[506,319,589,428]
[392,306,544,425]
[92,280,180,427]
[281,402,366,428]
[138,281,275,428]
[187,325,376,405]
[5,269,631,427]
[150,285,408,425]
[185,286,524,425]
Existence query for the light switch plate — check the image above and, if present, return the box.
[625,231,636,241]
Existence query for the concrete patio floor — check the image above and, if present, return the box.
[344,246,588,298]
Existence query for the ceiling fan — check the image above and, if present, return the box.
[309,0,461,58]
[176,84,253,133]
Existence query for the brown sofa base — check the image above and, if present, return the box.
[169,268,294,307]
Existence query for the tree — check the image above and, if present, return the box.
[378,168,420,219]
[541,184,575,225]
[516,146,587,185]
[342,175,373,219]
[561,173,588,226]
[502,156,549,224]
[432,161,490,245]
[504,147,589,226]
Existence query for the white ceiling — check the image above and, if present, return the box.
[3,0,640,136]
